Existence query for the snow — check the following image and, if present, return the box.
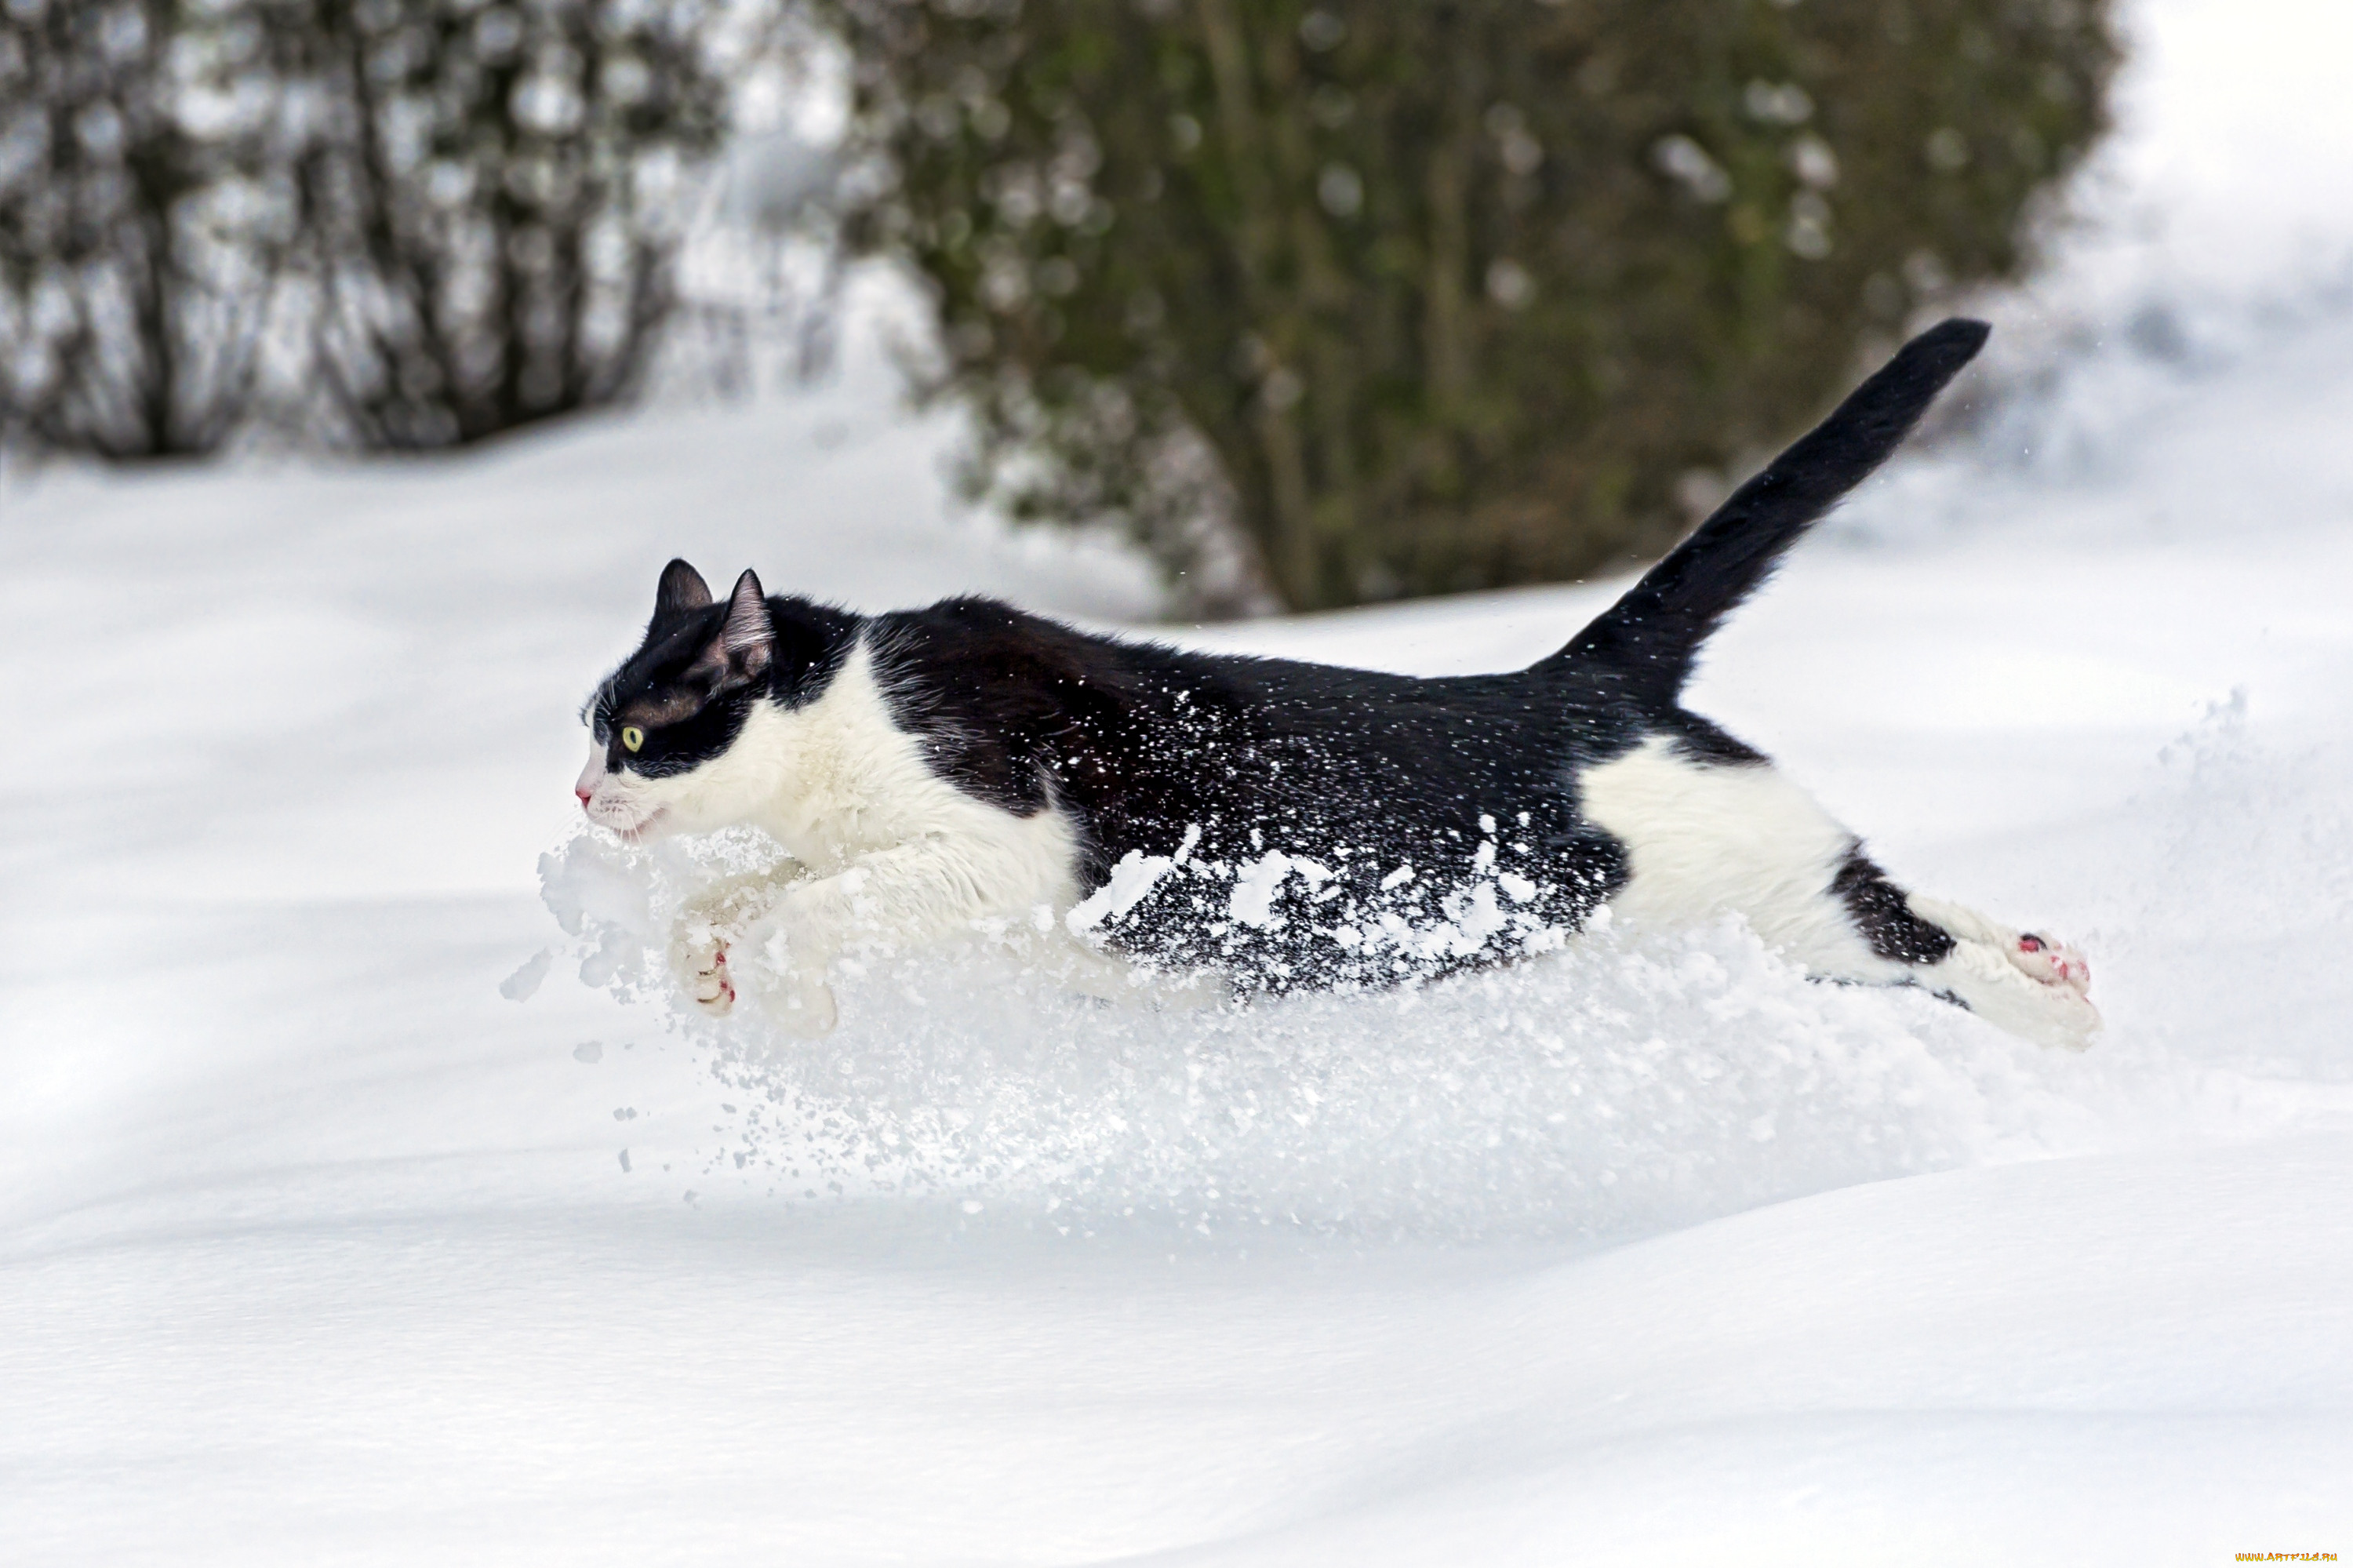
[6,1,2353,1559]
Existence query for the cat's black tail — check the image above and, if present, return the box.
[1534,317,1989,703]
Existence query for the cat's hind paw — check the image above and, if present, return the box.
[1933,933,2102,1050]
[1904,894,2101,1050]
[2009,932,2090,995]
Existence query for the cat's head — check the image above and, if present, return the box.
[574,559,849,840]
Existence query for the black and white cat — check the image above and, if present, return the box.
[575,318,2099,1047]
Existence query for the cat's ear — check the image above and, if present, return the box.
[655,558,712,617]
[688,569,773,690]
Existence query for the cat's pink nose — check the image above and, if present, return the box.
[576,788,593,807]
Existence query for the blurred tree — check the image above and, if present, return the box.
[294,0,739,448]
[824,0,2118,611]
[0,0,305,458]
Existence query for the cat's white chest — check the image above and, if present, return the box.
[719,646,936,858]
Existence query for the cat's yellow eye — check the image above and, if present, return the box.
[620,726,644,753]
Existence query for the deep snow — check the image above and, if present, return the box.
[5,0,2353,1559]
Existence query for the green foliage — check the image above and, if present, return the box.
[827,0,2119,611]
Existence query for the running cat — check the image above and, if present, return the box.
[573,318,2099,1047]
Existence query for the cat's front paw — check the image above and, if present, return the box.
[766,969,838,1037]
[740,908,840,1038]
[670,910,740,1017]
[668,871,791,1018]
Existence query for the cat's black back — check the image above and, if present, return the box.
[869,602,1641,984]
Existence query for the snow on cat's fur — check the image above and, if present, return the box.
[574,320,2099,1048]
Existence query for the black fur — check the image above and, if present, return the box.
[593,322,1988,992]
[867,598,1631,985]
[1831,848,1958,966]
[586,568,858,779]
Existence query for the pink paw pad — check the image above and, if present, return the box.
[2015,933,2089,991]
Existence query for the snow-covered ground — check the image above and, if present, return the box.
[5,0,2352,1560]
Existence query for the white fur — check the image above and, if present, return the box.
[583,639,1081,1030]
[1906,893,2101,1049]
[1579,737,2100,1048]
[1580,737,1903,980]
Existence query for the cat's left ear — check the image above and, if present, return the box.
[688,569,773,691]
[655,558,712,618]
